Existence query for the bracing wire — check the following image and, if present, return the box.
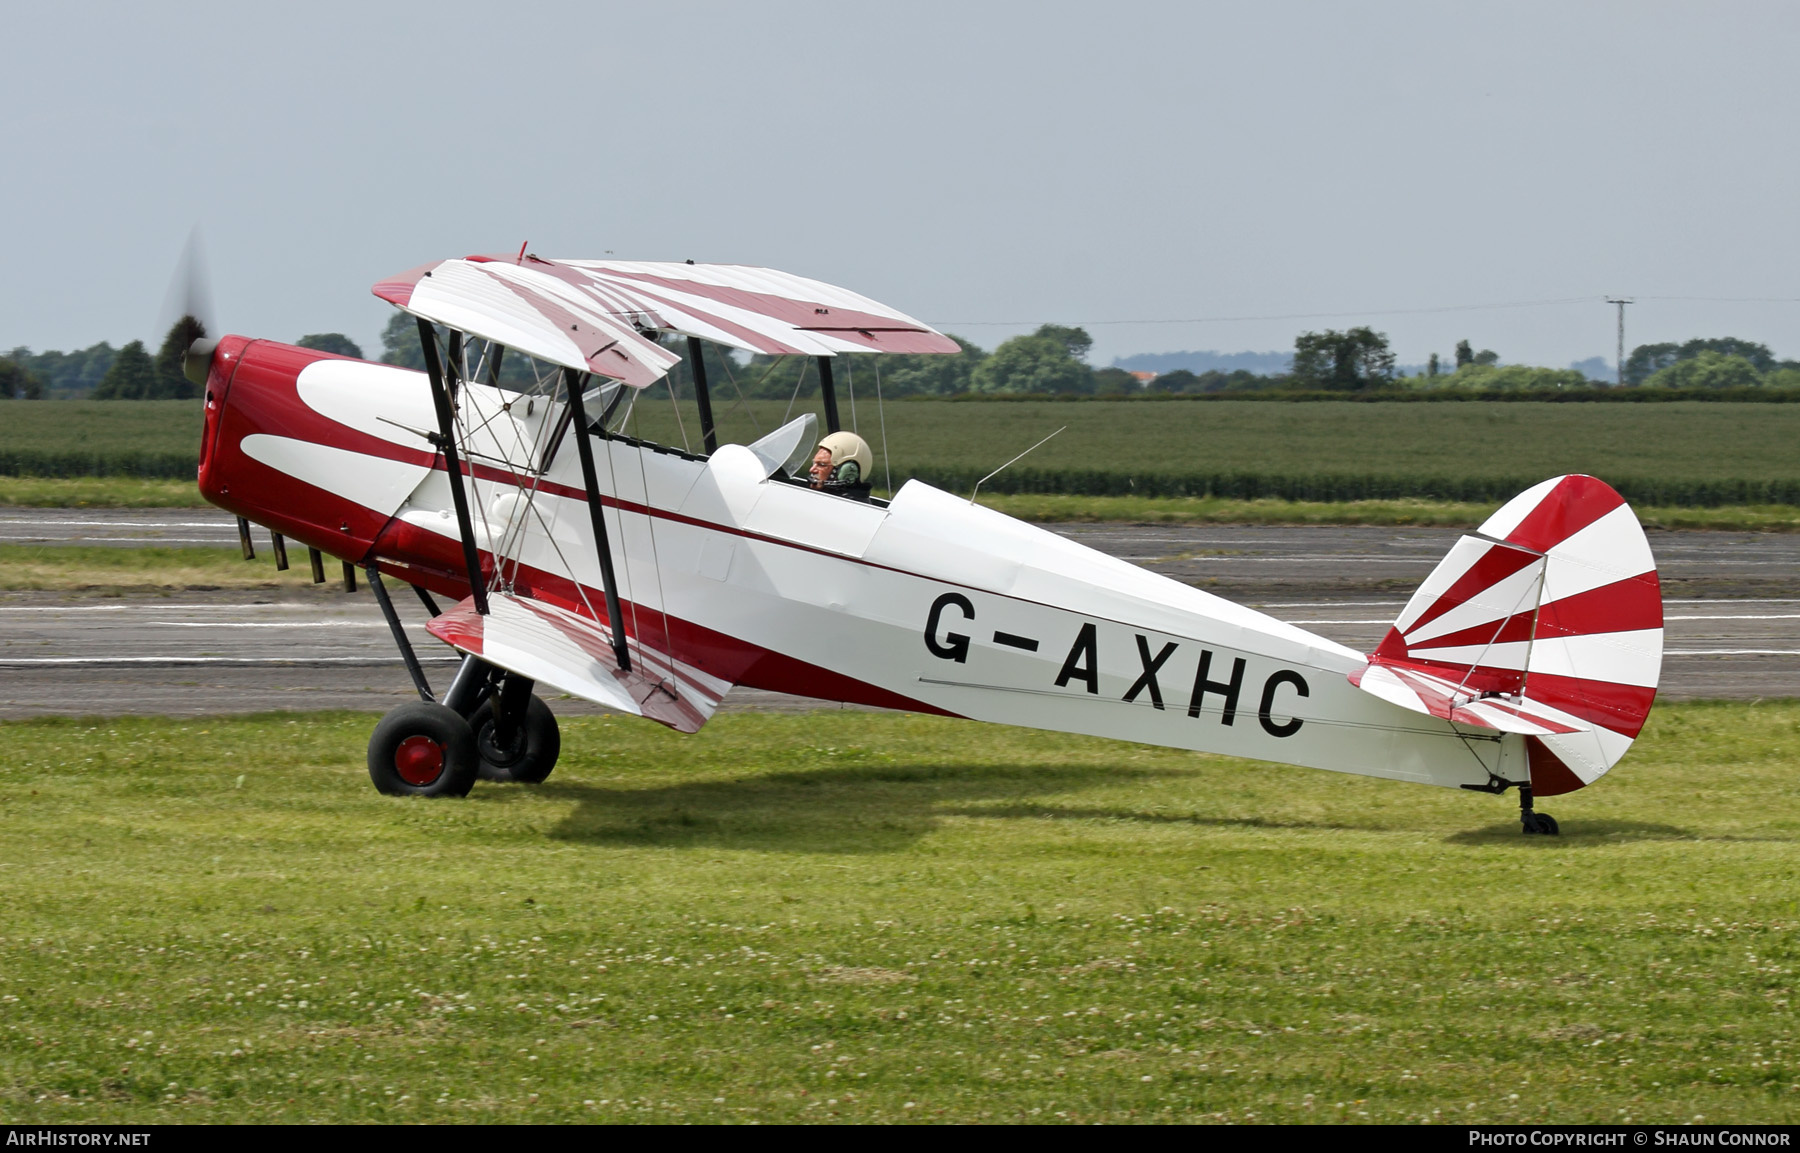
[716,353,762,436]
[628,405,679,685]
[1453,557,1546,698]
[665,366,691,453]
[846,358,857,434]
[874,359,892,496]
[781,358,810,426]
[599,409,645,672]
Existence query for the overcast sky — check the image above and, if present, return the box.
[3,1,1797,369]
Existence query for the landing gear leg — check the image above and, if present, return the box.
[435,656,562,785]
[471,674,561,784]
[1519,785,1559,836]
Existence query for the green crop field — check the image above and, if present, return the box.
[6,397,1799,506]
[622,397,1800,505]
[0,401,200,478]
[627,396,1800,484]
[2,703,1798,1124]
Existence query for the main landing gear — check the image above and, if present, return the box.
[361,564,561,797]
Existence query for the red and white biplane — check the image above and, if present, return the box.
[185,254,1663,834]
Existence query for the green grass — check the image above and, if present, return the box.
[0,477,210,509]
[978,495,1800,532]
[0,545,322,591]
[10,397,1800,501]
[2,703,1798,1124]
[620,396,1800,489]
[5,479,1800,539]
[0,401,201,455]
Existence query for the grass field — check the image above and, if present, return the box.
[0,545,319,592]
[0,478,208,509]
[621,396,1800,490]
[6,398,1800,504]
[0,402,201,456]
[5,481,1800,539]
[2,703,1798,1124]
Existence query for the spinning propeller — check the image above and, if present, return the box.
[163,229,219,388]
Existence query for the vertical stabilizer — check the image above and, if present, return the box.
[1349,475,1662,795]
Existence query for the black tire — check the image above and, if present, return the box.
[1522,811,1561,836]
[367,702,479,797]
[470,695,561,784]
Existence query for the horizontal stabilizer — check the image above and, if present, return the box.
[1348,475,1662,796]
[427,593,732,734]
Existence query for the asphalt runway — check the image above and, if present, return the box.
[1,509,1796,716]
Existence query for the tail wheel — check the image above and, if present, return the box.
[368,702,478,797]
[471,695,561,784]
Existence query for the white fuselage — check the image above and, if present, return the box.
[265,359,1525,792]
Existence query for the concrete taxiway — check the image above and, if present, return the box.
[0,509,1794,716]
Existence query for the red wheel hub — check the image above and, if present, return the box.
[394,735,445,786]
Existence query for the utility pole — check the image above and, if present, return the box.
[1605,297,1633,387]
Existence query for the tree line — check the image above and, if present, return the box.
[6,310,1796,399]
[0,319,364,400]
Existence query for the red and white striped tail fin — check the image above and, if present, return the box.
[1349,475,1663,796]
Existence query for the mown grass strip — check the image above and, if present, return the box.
[3,480,1800,537]
[0,703,1795,1123]
[0,545,321,591]
[975,495,1800,532]
[0,477,211,509]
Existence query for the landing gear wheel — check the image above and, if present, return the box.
[1522,811,1560,836]
[471,695,561,784]
[367,702,478,797]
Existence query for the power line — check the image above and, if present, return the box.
[929,295,1601,328]
[1636,295,1800,304]
[930,293,1800,329]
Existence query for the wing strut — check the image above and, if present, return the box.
[561,365,633,672]
[688,337,718,455]
[417,318,490,616]
[817,356,841,433]
[364,561,434,702]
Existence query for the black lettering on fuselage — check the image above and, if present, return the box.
[1123,634,1178,709]
[1188,649,1246,724]
[1055,622,1100,694]
[1258,669,1310,737]
[925,592,974,663]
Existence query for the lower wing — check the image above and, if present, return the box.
[426,592,732,734]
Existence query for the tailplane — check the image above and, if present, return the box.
[1349,475,1663,795]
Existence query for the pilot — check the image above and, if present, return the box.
[808,431,874,501]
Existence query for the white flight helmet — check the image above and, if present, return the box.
[816,431,873,487]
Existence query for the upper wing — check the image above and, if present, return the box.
[374,255,960,386]
[556,259,961,357]
[426,591,732,735]
[373,257,682,387]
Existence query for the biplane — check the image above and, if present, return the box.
[184,254,1663,834]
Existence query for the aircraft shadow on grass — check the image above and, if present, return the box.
[933,803,1364,834]
[1445,817,1703,847]
[537,761,1211,853]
